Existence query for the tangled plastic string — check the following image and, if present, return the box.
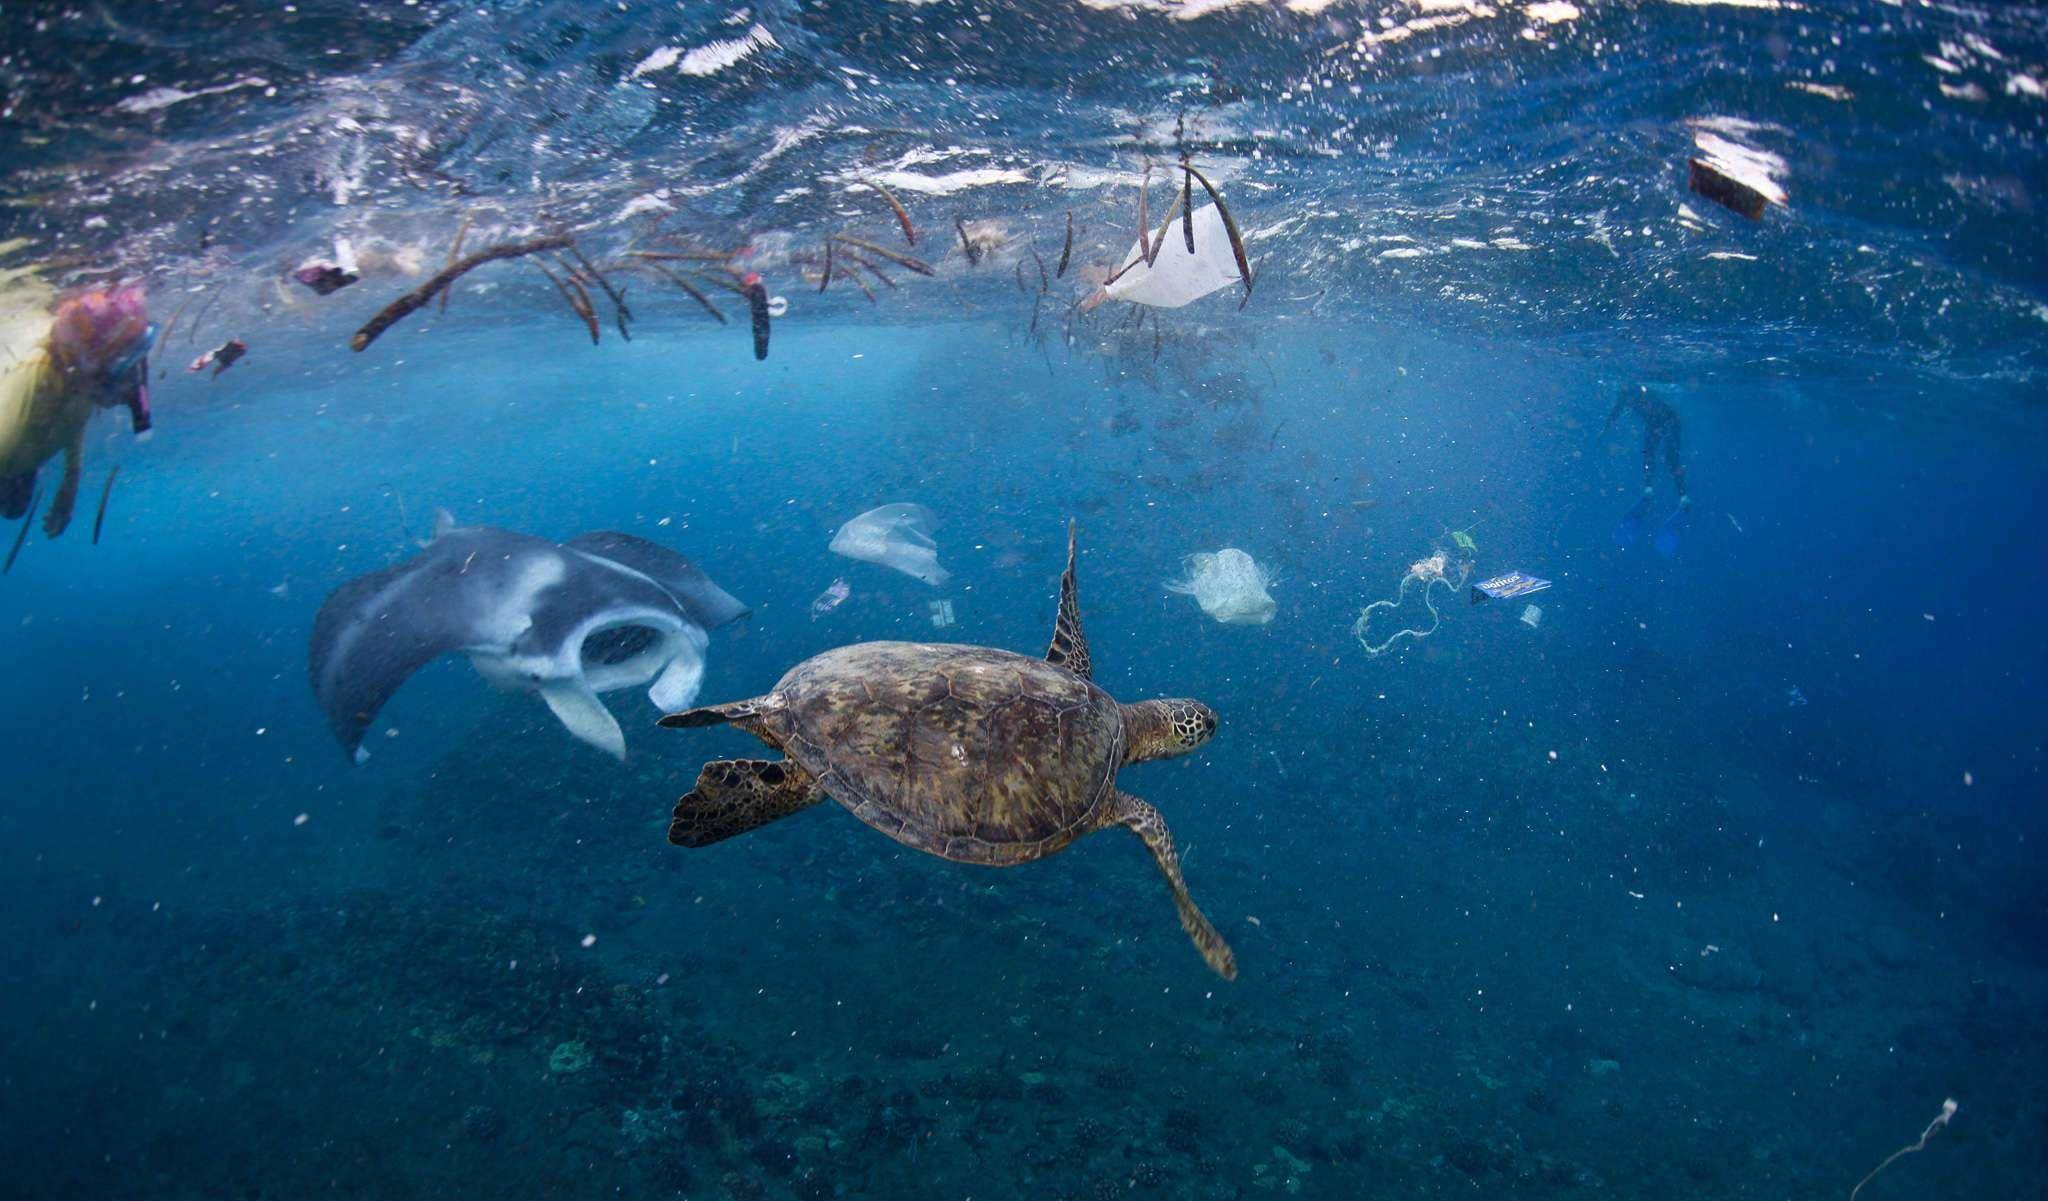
[1352,550,1470,656]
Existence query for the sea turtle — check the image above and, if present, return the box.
[658,521,1236,979]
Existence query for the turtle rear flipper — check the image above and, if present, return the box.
[669,758,822,847]
[1104,791,1236,981]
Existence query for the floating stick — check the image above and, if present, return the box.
[91,465,118,546]
[1180,163,1254,303]
[1850,1099,1956,1201]
[955,218,981,266]
[1135,164,1154,266]
[547,255,603,344]
[629,249,734,262]
[863,179,917,245]
[534,258,600,345]
[627,260,728,323]
[4,485,38,574]
[828,235,935,277]
[438,214,472,314]
[1056,211,1073,279]
[1181,157,1196,255]
[832,247,896,289]
[818,239,834,294]
[351,234,573,351]
[835,266,876,303]
[568,244,632,325]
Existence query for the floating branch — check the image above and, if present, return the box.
[955,218,981,266]
[818,240,834,294]
[1180,163,1254,304]
[1056,211,1073,279]
[438,214,471,314]
[1180,157,1196,255]
[863,179,917,245]
[828,235,934,277]
[350,233,574,351]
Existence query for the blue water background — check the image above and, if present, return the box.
[0,0,2045,1195]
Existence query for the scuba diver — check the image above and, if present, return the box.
[1603,384,1690,556]
[1,283,155,538]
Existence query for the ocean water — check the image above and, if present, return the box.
[2,1,2045,1198]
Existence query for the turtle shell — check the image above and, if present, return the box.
[764,641,1124,864]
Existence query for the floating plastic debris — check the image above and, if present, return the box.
[1520,603,1543,629]
[1470,570,1552,604]
[1164,547,1276,625]
[829,503,951,586]
[1354,549,1471,656]
[1104,204,1242,309]
[811,577,851,620]
[929,599,956,628]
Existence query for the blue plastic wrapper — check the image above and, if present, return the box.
[1470,570,1552,604]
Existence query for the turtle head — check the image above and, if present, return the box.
[1120,698,1217,764]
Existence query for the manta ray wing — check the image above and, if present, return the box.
[562,531,750,629]
[308,528,558,755]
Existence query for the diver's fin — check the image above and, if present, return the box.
[1612,497,1650,551]
[1653,505,1691,559]
[669,759,822,847]
[1045,519,1093,680]
[646,629,709,712]
[538,679,626,761]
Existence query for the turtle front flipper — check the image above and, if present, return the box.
[1045,519,1093,680]
[657,695,782,749]
[1103,790,1236,980]
[670,758,822,847]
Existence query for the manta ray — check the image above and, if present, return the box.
[310,513,748,762]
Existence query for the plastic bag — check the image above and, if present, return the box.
[829,503,951,586]
[1165,547,1276,625]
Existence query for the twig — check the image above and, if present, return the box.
[533,258,600,345]
[827,235,934,277]
[1056,211,1073,279]
[568,244,632,326]
[438,214,471,314]
[862,179,917,245]
[622,261,728,324]
[1180,163,1254,303]
[350,234,573,351]
[91,464,119,546]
